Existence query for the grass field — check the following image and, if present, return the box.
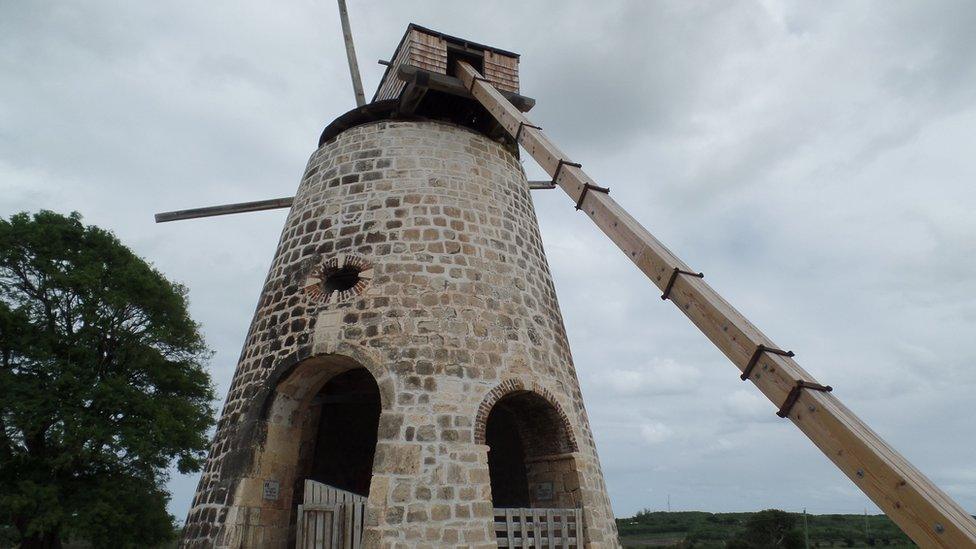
[616,510,917,548]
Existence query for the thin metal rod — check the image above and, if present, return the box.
[154,197,294,223]
[336,0,366,107]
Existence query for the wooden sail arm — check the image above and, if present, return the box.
[454,59,976,548]
[153,182,556,224]
[154,197,294,223]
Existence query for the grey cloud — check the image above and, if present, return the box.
[3,0,975,523]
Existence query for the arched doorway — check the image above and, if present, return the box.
[247,353,388,546]
[294,367,380,499]
[482,389,582,510]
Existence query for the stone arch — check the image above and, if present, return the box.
[256,343,395,423]
[230,346,393,545]
[474,378,578,451]
[476,379,583,510]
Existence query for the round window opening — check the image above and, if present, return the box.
[303,254,373,305]
[323,265,361,294]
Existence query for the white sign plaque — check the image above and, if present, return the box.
[263,479,280,501]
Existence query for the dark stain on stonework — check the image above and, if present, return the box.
[254,345,316,423]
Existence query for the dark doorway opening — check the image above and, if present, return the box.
[308,368,380,496]
[484,391,582,510]
[486,403,531,508]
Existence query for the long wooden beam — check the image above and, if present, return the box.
[398,71,429,115]
[336,0,365,107]
[154,197,294,223]
[154,178,556,224]
[455,60,976,548]
[396,65,536,112]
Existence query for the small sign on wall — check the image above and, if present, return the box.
[534,482,554,501]
[263,479,280,501]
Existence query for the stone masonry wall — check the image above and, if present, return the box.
[181,120,620,548]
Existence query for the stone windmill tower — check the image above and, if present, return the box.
[172,23,620,548]
[165,6,976,548]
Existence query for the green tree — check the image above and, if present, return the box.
[0,211,214,548]
[728,509,804,549]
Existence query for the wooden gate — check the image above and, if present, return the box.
[493,508,583,548]
[295,480,367,549]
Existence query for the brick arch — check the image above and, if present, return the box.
[474,378,578,452]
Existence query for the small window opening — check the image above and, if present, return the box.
[323,265,361,295]
[447,47,484,78]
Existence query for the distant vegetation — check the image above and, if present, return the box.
[616,509,916,548]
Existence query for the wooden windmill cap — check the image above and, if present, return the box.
[374,23,521,101]
[319,24,535,147]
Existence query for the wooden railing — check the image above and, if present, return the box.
[295,482,583,548]
[493,508,583,548]
[295,480,367,549]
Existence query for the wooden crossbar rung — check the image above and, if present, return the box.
[528,180,557,190]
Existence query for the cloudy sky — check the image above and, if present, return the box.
[4,0,976,523]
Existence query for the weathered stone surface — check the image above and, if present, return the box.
[181,121,619,547]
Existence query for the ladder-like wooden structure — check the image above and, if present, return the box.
[456,60,976,548]
[494,508,583,548]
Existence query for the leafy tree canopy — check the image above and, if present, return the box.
[0,211,214,548]
[728,509,804,549]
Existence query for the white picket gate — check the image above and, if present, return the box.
[493,508,583,548]
[295,480,367,549]
[294,481,584,548]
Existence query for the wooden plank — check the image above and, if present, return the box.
[410,48,446,61]
[409,36,447,74]
[546,509,554,548]
[395,65,535,112]
[485,50,520,92]
[314,508,325,549]
[520,508,529,549]
[353,502,364,549]
[506,508,516,547]
[296,505,304,549]
[398,72,429,115]
[154,196,293,223]
[484,63,518,77]
[343,499,352,549]
[305,511,313,549]
[336,0,365,107]
[374,30,414,102]
[331,504,341,548]
[575,509,582,547]
[562,512,570,549]
[457,60,976,549]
